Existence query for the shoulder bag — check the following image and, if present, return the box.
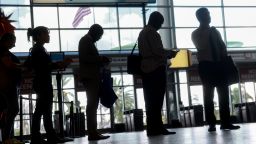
[209,27,239,85]
[127,41,143,75]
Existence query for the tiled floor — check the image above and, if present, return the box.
[61,123,256,144]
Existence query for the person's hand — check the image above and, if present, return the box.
[56,58,73,69]
[101,56,111,64]
[63,57,73,66]
[168,50,179,59]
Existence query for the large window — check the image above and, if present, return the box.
[112,71,135,123]
[3,1,176,52]
[4,0,256,137]
[3,0,256,52]
[173,0,256,51]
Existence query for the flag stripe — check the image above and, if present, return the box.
[74,7,91,21]
[72,7,91,28]
[72,8,91,27]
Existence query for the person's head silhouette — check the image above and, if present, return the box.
[88,24,103,42]
[27,26,50,44]
[148,11,164,31]
[196,7,211,25]
[0,32,16,50]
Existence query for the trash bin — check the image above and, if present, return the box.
[180,105,204,127]
[246,102,256,122]
[179,108,186,127]
[113,123,125,132]
[241,104,248,122]
[131,109,144,131]
[234,102,256,123]
[234,103,243,122]
[190,105,204,126]
[123,110,132,131]
[54,111,60,133]
[180,106,191,127]
[123,109,143,131]
[184,108,191,127]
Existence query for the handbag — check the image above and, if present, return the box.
[222,56,239,85]
[100,69,118,108]
[127,41,143,75]
[209,27,239,85]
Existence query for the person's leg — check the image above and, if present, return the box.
[217,84,240,130]
[198,62,217,131]
[2,88,19,142]
[83,78,109,140]
[142,72,156,134]
[216,84,230,126]
[41,87,58,142]
[143,66,174,136]
[151,67,166,130]
[83,79,100,135]
[203,85,216,127]
[31,95,44,143]
[152,67,175,135]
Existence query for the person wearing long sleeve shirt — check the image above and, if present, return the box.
[78,24,110,141]
[27,26,70,144]
[138,11,178,136]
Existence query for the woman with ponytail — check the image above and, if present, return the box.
[27,26,71,144]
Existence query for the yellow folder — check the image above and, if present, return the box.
[169,49,192,69]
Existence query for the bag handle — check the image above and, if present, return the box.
[130,40,138,55]
[209,27,218,61]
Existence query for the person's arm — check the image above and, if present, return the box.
[79,37,102,65]
[53,58,73,70]
[1,52,21,69]
[215,28,228,56]
[147,31,178,59]
[31,48,52,72]
[191,31,197,48]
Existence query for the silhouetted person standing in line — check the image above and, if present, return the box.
[191,7,240,132]
[78,24,110,141]
[138,11,178,136]
[0,33,23,144]
[27,26,71,144]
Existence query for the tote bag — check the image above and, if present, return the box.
[100,69,118,108]
[223,56,239,85]
[209,27,239,85]
[127,42,143,75]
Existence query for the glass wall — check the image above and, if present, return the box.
[4,0,256,136]
[173,0,256,51]
[172,0,256,122]
[1,1,177,52]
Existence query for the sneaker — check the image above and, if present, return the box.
[147,131,162,136]
[220,124,240,130]
[30,138,47,144]
[161,129,176,135]
[208,125,216,132]
[30,133,47,144]
[88,133,110,141]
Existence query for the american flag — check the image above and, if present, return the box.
[72,7,91,28]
